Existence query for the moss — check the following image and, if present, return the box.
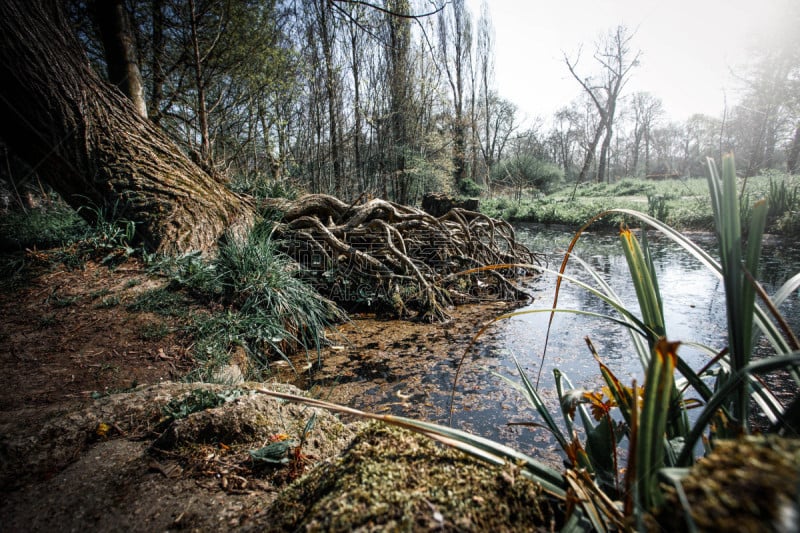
[651,436,800,532]
[265,423,559,532]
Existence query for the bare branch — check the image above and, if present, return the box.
[331,0,448,19]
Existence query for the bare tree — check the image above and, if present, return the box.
[629,92,663,176]
[475,0,494,185]
[565,25,640,183]
[438,0,472,192]
[549,106,580,180]
[148,0,165,124]
[385,0,413,204]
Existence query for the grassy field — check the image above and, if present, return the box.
[481,172,800,234]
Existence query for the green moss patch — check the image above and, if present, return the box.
[266,423,560,532]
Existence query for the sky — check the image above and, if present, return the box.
[470,0,785,126]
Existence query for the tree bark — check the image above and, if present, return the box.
[91,0,148,118]
[387,0,411,205]
[0,0,254,254]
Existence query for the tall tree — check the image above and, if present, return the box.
[438,0,472,192]
[148,0,165,124]
[315,0,344,198]
[385,0,412,204]
[730,0,800,175]
[0,0,253,253]
[187,0,212,161]
[91,0,148,118]
[475,0,494,185]
[629,92,663,176]
[549,106,579,180]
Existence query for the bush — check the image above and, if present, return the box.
[491,156,563,194]
[459,177,484,197]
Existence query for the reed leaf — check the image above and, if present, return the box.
[636,338,680,509]
[676,352,800,465]
[619,226,665,339]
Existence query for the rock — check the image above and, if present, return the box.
[0,381,361,532]
[0,381,355,490]
[210,345,249,384]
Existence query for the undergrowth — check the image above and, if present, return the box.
[1,198,343,383]
[153,221,345,381]
[483,173,799,234]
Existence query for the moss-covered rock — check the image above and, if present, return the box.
[263,423,560,532]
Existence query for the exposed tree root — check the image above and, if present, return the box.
[265,194,541,322]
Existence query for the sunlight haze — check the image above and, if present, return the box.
[472,0,785,125]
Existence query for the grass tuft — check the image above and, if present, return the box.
[162,224,345,381]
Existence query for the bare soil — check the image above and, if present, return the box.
[0,256,193,412]
[0,253,528,531]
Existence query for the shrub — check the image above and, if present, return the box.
[459,177,485,197]
[491,155,564,195]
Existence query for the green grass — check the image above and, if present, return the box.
[138,321,172,341]
[157,223,345,381]
[483,173,800,233]
[0,198,141,277]
[127,287,192,317]
[0,201,88,251]
[95,295,120,309]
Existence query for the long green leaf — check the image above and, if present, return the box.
[636,338,679,508]
[773,272,800,308]
[676,352,800,466]
[619,226,665,339]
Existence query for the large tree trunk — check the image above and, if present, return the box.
[0,0,254,254]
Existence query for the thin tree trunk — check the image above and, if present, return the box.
[577,117,606,185]
[597,128,611,183]
[0,0,253,253]
[318,0,343,199]
[387,0,411,205]
[188,0,211,161]
[788,123,800,174]
[349,21,364,193]
[149,0,165,124]
[92,0,148,118]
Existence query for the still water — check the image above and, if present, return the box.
[445,224,800,464]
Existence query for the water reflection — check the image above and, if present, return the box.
[454,224,800,463]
